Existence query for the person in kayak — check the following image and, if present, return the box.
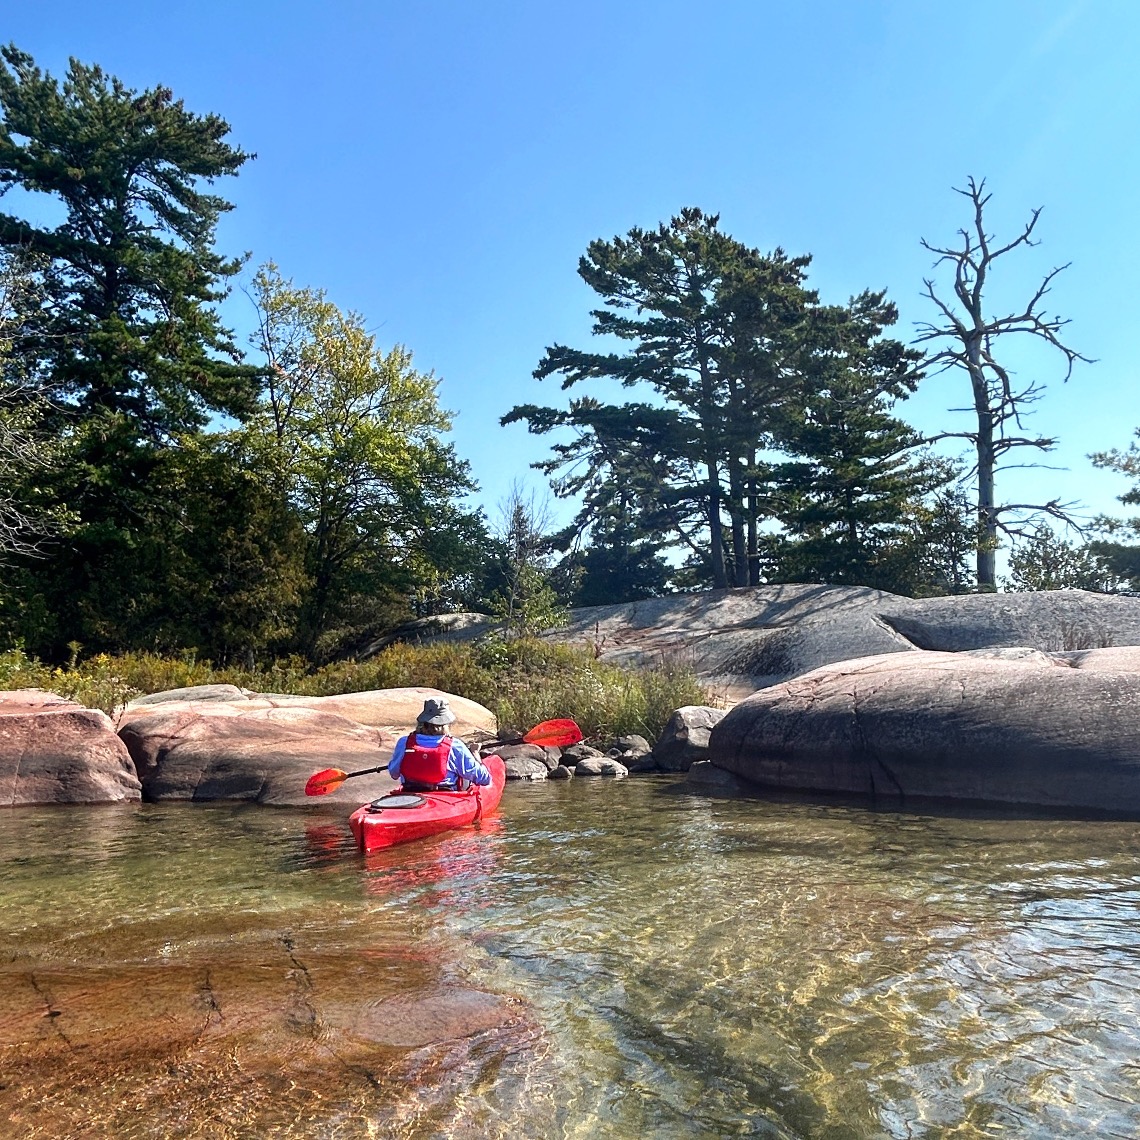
[388,697,492,793]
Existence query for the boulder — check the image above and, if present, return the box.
[709,646,1140,815]
[610,734,652,757]
[0,690,140,804]
[482,742,554,767]
[560,744,604,767]
[626,756,660,774]
[574,757,628,777]
[122,686,497,741]
[118,703,399,806]
[652,706,726,771]
[502,757,549,780]
[548,764,574,780]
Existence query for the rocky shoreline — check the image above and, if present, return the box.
[6,586,1140,817]
[0,683,697,808]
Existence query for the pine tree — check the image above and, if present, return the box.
[0,46,260,655]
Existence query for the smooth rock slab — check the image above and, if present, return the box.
[710,646,1140,814]
[118,703,399,805]
[0,690,140,804]
[124,685,497,741]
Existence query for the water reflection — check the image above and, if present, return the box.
[0,786,1137,1137]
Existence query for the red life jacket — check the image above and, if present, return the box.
[399,733,453,786]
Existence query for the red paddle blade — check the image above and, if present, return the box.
[305,767,349,796]
[523,718,583,747]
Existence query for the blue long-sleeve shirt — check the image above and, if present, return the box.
[388,732,492,789]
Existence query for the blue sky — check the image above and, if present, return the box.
[7,0,1139,546]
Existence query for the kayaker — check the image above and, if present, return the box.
[388,698,492,793]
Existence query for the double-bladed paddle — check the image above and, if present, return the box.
[304,716,584,796]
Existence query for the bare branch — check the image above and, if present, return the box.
[915,178,1089,587]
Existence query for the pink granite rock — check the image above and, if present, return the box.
[118,703,401,806]
[0,689,141,804]
[711,646,1140,814]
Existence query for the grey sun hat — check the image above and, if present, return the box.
[417,697,456,728]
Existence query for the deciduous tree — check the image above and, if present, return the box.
[245,265,479,656]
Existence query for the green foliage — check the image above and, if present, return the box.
[479,487,567,637]
[764,293,945,590]
[508,208,819,589]
[509,208,925,593]
[903,487,978,596]
[1077,430,1140,592]
[0,45,267,658]
[0,249,67,555]
[241,265,482,657]
[1003,528,1116,593]
[0,638,709,743]
[558,518,673,608]
[0,44,257,431]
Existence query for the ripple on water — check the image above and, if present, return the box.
[2,787,1140,1137]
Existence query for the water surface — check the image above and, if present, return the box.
[1,778,1138,1137]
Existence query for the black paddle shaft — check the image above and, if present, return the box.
[343,763,387,780]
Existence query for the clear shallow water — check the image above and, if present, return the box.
[1,778,1139,1138]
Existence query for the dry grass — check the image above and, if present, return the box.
[0,637,711,744]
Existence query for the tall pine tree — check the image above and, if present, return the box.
[0,45,259,655]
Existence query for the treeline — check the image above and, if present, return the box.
[1,46,1137,668]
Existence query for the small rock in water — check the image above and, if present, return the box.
[560,743,604,767]
[574,757,628,777]
[610,734,651,756]
[503,756,549,780]
[626,757,660,774]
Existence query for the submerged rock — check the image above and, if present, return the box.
[684,760,750,796]
[710,646,1140,814]
[348,987,513,1048]
[0,690,141,805]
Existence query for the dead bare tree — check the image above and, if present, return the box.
[915,177,1092,590]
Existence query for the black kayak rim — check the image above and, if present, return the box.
[367,794,427,811]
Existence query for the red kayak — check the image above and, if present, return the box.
[348,753,507,853]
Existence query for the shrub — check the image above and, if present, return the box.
[0,638,711,744]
